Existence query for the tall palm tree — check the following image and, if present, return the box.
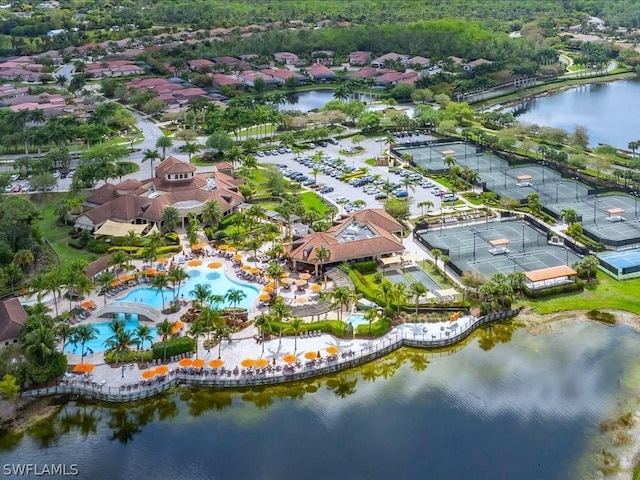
[265,261,285,297]
[155,135,173,159]
[286,317,303,352]
[168,266,189,304]
[409,282,427,314]
[254,313,272,357]
[225,288,247,326]
[313,246,331,279]
[54,321,74,351]
[42,271,63,318]
[151,274,169,311]
[70,324,98,363]
[24,321,56,364]
[331,286,355,322]
[213,322,231,359]
[161,206,179,233]
[182,142,200,161]
[105,328,139,364]
[364,308,379,337]
[157,318,175,342]
[417,200,434,218]
[135,325,154,350]
[190,283,212,307]
[560,207,579,225]
[201,200,222,227]
[96,270,116,305]
[431,249,442,274]
[189,319,207,359]
[142,148,160,177]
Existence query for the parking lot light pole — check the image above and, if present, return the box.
[522,220,526,252]
[574,177,579,201]
[472,230,477,260]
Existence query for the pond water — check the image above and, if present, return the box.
[4,320,639,479]
[510,78,640,148]
[279,89,376,112]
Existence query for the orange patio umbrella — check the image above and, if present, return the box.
[262,286,274,293]
[304,351,317,360]
[217,244,228,251]
[171,320,185,334]
[241,265,253,271]
[155,365,169,375]
[283,354,297,364]
[241,359,256,368]
[249,267,260,274]
[232,254,242,261]
[81,300,95,309]
[326,346,339,355]
[255,358,269,368]
[119,274,133,282]
[144,268,158,276]
[281,271,291,277]
[72,363,95,373]
[187,259,203,267]
[280,278,293,285]
[110,280,121,287]
[208,261,223,269]
[157,257,168,264]
[209,359,224,368]
[296,279,308,287]
[191,243,206,251]
[296,297,307,304]
[178,358,193,368]
[299,272,312,280]
[258,293,271,302]
[226,247,237,253]
[192,359,205,368]
[266,281,275,288]
[310,284,322,292]
[141,369,156,379]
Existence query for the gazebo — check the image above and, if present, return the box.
[606,207,625,222]
[516,174,532,187]
[488,238,510,255]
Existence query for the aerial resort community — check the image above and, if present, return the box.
[6,0,640,478]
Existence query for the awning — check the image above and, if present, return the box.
[525,265,577,282]
[489,238,510,246]
[516,174,532,181]
[94,220,147,237]
[437,288,459,297]
[379,256,401,266]
[144,224,160,236]
[441,150,456,156]
[400,252,416,263]
[607,208,625,215]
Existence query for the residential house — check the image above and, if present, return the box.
[311,50,335,66]
[306,64,336,81]
[237,70,280,87]
[75,156,244,232]
[261,67,305,83]
[273,52,301,65]
[212,56,244,68]
[375,70,419,86]
[0,297,28,348]
[371,52,410,68]
[405,56,431,68]
[348,51,372,66]
[464,58,494,71]
[85,60,145,78]
[289,209,404,275]
[209,73,243,88]
[188,59,215,72]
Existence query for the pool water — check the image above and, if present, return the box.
[64,315,158,354]
[115,266,260,311]
[346,313,367,328]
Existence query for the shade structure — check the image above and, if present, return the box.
[326,346,339,355]
[310,284,322,292]
[157,257,168,264]
[249,267,260,275]
[209,359,224,368]
[280,278,293,285]
[144,268,158,276]
[255,358,269,368]
[266,281,275,288]
[304,351,317,360]
[141,369,156,379]
[178,358,193,367]
[281,271,291,277]
[119,274,133,282]
[258,293,271,302]
[283,354,297,364]
[81,300,95,309]
[171,320,185,334]
[296,297,307,304]
[241,359,256,368]
[217,244,228,250]
[226,247,237,253]
[232,254,242,261]
[298,273,312,280]
[110,280,121,287]
[72,363,95,373]
[241,265,253,271]
[191,242,207,251]
[262,286,274,293]
[155,365,169,375]
[296,279,308,287]
[192,359,205,368]
[208,261,223,269]
[187,259,203,267]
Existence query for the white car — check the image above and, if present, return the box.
[335,196,349,204]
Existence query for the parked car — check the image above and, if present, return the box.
[4,184,12,193]
[308,143,316,149]
[375,193,388,200]
[11,184,22,193]
[10,174,19,182]
[319,186,334,194]
[317,140,328,147]
[256,151,265,157]
[328,138,339,145]
[394,190,408,198]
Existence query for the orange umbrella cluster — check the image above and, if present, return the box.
[217,244,229,251]
[141,370,156,379]
[191,243,207,251]
[144,268,159,276]
[157,257,168,264]
[81,300,95,309]
[192,359,205,368]
[258,293,271,302]
[155,365,169,375]
[304,351,318,360]
[249,267,260,275]
[187,259,203,267]
[255,358,269,368]
[262,286,274,293]
[209,359,224,368]
[72,363,95,373]
[208,261,223,269]
[110,280,121,287]
[119,274,133,282]
[241,359,256,368]
[310,284,322,292]
[171,320,185,334]
[326,346,339,355]
[232,254,242,261]
[178,358,193,368]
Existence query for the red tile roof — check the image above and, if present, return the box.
[0,298,28,343]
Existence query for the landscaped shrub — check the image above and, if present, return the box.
[355,317,393,337]
[348,270,378,303]
[87,239,109,254]
[152,337,194,360]
[68,240,84,249]
[104,350,153,364]
[586,310,616,324]
[352,259,378,275]
[164,232,179,244]
[523,280,584,298]
[108,245,142,255]
[270,319,350,337]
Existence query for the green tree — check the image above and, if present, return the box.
[0,374,19,400]
[70,324,98,363]
[155,136,174,160]
[142,148,160,177]
[161,206,180,233]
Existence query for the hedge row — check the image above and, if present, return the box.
[104,350,153,364]
[352,259,378,275]
[152,336,194,360]
[348,270,378,304]
[355,317,392,337]
[523,280,584,298]
[269,319,349,337]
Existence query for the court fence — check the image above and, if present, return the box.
[21,309,521,403]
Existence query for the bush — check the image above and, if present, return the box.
[164,232,179,244]
[108,245,142,255]
[352,259,378,275]
[355,317,392,337]
[348,270,378,303]
[523,280,584,298]
[104,350,153,364]
[586,310,616,324]
[68,240,84,250]
[152,336,194,360]
[87,239,109,254]
[270,319,350,337]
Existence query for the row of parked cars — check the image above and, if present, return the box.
[393,168,458,201]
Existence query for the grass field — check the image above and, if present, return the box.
[300,191,329,216]
[523,274,640,315]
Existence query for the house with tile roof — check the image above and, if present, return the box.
[306,64,336,81]
[0,297,28,347]
[289,209,404,275]
[348,51,372,66]
[74,157,243,233]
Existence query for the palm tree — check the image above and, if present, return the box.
[443,155,457,174]
[168,266,189,304]
[190,283,212,307]
[135,325,154,350]
[42,270,63,318]
[157,318,175,342]
[225,288,247,326]
[54,321,74,351]
[313,245,331,279]
[161,206,180,233]
[151,274,169,311]
[560,207,579,225]
[417,200,434,218]
[189,319,207,359]
[182,142,200,161]
[364,308,379,337]
[254,313,272,357]
[142,148,160,177]
[96,270,116,305]
[409,282,427,314]
[331,286,355,322]
[286,317,303,352]
[201,200,222,227]
[266,261,285,296]
[431,249,442,274]
[24,321,56,364]
[629,141,638,158]
[71,324,98,363]
[400,177,416,199]
[213,322,231,359]
[105,328,139,364]
[155,135,173,159]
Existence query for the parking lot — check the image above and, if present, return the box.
[255,134,450,217]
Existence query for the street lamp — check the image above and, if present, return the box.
[634,192,638,217]
[574,176,579,201]
[556,181,561,204]
[472,229,477,260]
[522,220,526,252]
[504,168,507,188]
[121,363,134,378]
[593,200,597,224]
[541,161,546,184]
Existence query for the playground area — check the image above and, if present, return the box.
[416,219,581,278]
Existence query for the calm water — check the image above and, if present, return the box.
[280,90,376,112]
[511,78,640,148]
[116,267,260,311]
[5,321,639,479]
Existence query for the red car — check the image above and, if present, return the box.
[11,184,22,193]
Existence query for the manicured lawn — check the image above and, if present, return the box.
[237,124,276,138]
[523,274,640,315]
[300,191,329,216]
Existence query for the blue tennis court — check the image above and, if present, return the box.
[597,248,640,279]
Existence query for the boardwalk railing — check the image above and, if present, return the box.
[21,309,520,403]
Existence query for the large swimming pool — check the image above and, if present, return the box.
[116,266,260,311]
[64,315,158,354]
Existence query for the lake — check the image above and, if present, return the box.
[280,89,376,112]
[4,320,639,479]
[511,78,640,148]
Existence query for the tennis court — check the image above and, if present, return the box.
[397,141,476,171]
[405,266,441,293]
[597,249,640,279]
[384,269,412,288]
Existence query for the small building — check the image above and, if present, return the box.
[606,208,625,222]
[348,51,372,66]
[524,265,577,290]
[311,50,335,66]
[187,59,215,72]
[306,64,336,81]
[489,238,510,255]
[273,52,301,65]
[0,298,28,347]
[516,174,532,187]
[371,52,410,68]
